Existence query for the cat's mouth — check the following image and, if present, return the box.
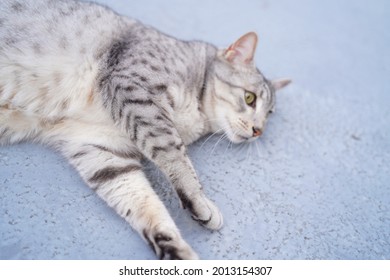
[226,129,257,144]
[224,119,260,144]
[235,134,250,142]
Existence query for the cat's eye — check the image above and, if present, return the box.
[244,91,256,107]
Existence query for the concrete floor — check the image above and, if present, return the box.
[1,0,389,259]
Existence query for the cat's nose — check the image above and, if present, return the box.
[252,127,262,137]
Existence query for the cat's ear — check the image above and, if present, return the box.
[225,32,258,65]
[271,78,292,91]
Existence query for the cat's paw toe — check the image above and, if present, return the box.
[144,228,199,260]
[191,195,224,230]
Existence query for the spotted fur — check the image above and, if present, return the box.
[0,0,290,259]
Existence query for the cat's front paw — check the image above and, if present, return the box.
[193,195,224,230]
[178,191,223,230]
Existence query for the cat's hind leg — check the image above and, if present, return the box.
[43,119,198,260]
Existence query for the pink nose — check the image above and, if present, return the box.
[252,127,262,137]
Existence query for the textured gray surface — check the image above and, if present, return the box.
[1,0,390,260]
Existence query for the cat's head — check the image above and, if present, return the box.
[210,32,290,143]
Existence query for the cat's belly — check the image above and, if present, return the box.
[0,52,101,122]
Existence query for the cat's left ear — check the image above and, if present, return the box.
[225,32,258,65]
[271,78,292,91]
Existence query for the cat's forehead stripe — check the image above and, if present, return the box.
[215,71,266,95]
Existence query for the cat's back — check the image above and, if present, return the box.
[0,0,136,119]
[0,0,133,56]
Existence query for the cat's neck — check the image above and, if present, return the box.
[198,43,219,135]
[171,41,218,144]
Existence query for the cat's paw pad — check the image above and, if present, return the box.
[190,194,224,230]
[143,228,199,260]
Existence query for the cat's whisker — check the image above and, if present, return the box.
[198,127,225,151]
[210,132,228,156]
[255,139,262,159]
[224,136,232,154]
[225,137,234,153]
[229,128,242,152]
[245,141,252,162]
[236,142,246,156]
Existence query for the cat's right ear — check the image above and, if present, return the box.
[224,32,258,65]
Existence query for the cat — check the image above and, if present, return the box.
[0,0,290,259]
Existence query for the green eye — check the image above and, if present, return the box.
[245,91,256,107]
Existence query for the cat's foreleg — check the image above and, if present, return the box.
[43,120,198,259]
[116,89,223,230]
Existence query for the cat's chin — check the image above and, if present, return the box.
[227,131,260,144]
[227,132,252,144]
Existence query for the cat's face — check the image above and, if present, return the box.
[211,32,290,143]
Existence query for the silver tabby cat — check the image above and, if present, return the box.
[0,0,290,259]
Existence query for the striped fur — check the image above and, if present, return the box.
[0,0,289,259]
